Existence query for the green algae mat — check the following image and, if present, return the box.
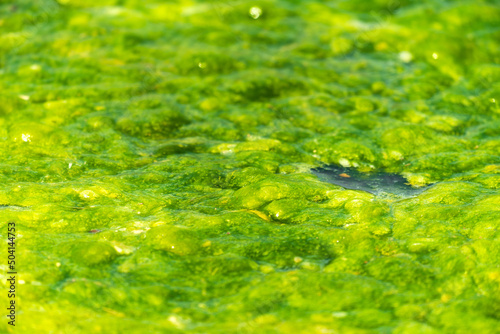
[1,0,500,333]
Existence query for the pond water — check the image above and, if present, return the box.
[0,0,499,333]
[312,164,431,197]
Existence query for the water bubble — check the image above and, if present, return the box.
[399,51,413,63]
[338,158,351,167]
[332,312,348,318]
[249,7,262,19]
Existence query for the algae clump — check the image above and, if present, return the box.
[2,0,500,333]
[147,225,201,255]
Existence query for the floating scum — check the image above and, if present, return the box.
[0,0,499,333]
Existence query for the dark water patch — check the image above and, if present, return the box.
[0,204,31,211]
[312,165,430,197]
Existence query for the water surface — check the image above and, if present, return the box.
[0,0,499,333]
